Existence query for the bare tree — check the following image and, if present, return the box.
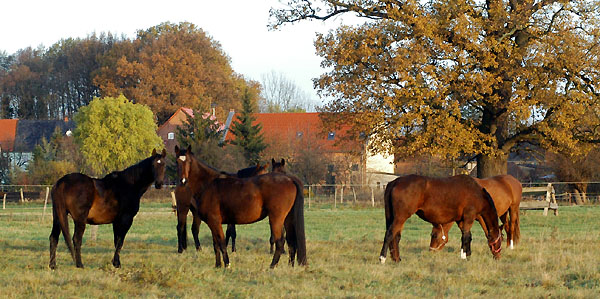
[259,71,315,112]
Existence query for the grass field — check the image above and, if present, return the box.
[0,201,599,298]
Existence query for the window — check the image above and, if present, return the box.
[168,132,175,140]
[327,132,335,140]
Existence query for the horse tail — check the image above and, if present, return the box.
[383,181,395,231]
[291,178,307,266]
[51,182,76,261]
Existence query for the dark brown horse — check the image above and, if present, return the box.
[271,158,286,173]
[379,174,502,264]
[175,145,307,268]
[225,163,268,252]
[429,174,522,251]
[175,163,268,253]
[49,149,167,269]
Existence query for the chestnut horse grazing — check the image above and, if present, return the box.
[175,163,268,254]
[49,149,167,269]
[175,146,307,268]
[429,174,522,251]
[379,174,502,264]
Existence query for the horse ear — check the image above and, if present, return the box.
[161,149,167,157]
[175,145,180,155]
[281,159,285,166]
[187,145,193,154]
[272,158,276,165]
[152,148,157,156]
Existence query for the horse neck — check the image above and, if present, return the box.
[189,157,222,191]
[480,201,501,240]
[120,156,155,191]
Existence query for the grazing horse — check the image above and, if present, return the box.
[49,149,167,269]
[379,174,502,264]
[175,145,307,268]
[175,163,267,253]
[429,174,522,251]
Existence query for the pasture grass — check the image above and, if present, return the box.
[0,202,599,298]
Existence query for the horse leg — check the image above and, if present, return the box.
[499,212,510,248]
[458,220,475,259]
[207,220,228,268]
[268,218,286,269]
[112,217,134,268]
[49,216,61,269]
[191,210,202,251]
[379,217,407,263]
[225,224,236,253]
[73,221,87,268]
[284,216,297,266]
[176,203,189,253]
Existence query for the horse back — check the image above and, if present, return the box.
[201,173,297,225]
[475,175,522,215]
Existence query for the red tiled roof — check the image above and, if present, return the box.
[0,119,18,151]
[227,112,357,153]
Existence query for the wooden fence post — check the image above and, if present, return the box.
[20,188,24,202]
[42,186,49,221]
[170,191,177,213]
[340,186,344,204]
[334,187,337,209]
[308,185,311,209]
[2,193,5,209]
[371,187,375,207]
[352,187,357,204]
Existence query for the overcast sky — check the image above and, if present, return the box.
[1,0,355,107]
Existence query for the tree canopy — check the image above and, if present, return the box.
[271,0,600,178]
[94,22,257,123]
[73,95,163,175]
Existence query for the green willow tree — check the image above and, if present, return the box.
[73,95,163,175]
[271,0,600,178]
[229,88,266,164]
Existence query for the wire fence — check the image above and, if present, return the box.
[2,181,600,210]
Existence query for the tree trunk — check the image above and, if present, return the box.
[476,153,508,179]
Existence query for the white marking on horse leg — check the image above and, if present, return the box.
[460,249,467,260]
[510,240,514,250]
[379,256,386,264]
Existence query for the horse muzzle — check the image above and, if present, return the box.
[155,182,164,189]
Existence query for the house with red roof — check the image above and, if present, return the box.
[158,109,396,186]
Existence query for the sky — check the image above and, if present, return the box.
[0,0,354,108]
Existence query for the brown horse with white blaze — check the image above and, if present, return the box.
[49,149,167,269]
[429,174,522,251]
[379,174,502,263]
[175,146,307,268]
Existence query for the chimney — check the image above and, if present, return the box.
[220,109,235,143]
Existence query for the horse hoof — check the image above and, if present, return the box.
[379,256,386,264]
[510,240,514,250]
[460,250,467,260]
[225,263,231,269]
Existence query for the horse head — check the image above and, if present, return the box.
[175,145,193,186]
[151,148,167,189]
[488,229,503,260]
[271,158,286,173]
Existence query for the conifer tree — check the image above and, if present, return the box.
[230,88,266,164]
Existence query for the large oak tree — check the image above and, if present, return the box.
[271,0,600,178]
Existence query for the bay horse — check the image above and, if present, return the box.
[429,174,522,251]
[224,163,268,252]
[49,149,167,269]
[175,163,267,253]
[379,174,502,264]
[271,158,286,173]
[175,145,307,268]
